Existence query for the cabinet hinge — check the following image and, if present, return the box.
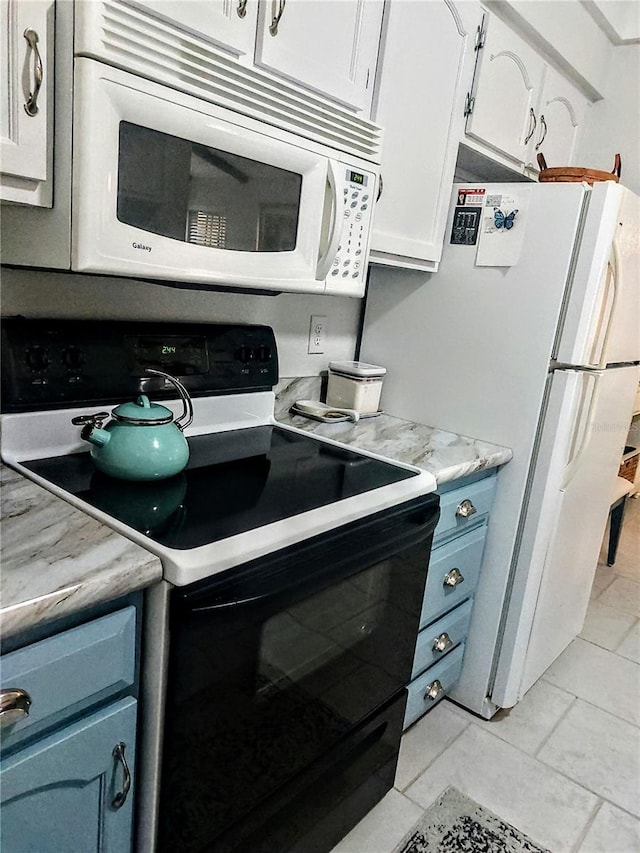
[475,25,486,51]
[464,92,475,117]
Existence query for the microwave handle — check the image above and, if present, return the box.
[316,160,342,281]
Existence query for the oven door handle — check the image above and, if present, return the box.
[180,503,439,615]
[192,593,273,612]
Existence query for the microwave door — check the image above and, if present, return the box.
[72,58,332,293]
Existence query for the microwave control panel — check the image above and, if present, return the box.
[327,169,376,296]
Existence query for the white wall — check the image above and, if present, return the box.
[0,268,361,377]
[575,43,640,195]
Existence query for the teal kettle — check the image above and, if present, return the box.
[72,369,193,481]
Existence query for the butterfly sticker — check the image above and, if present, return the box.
[494,208,518,229]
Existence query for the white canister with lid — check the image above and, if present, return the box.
[326,361,386,414]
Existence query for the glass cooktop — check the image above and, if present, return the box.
[25,426,415,549]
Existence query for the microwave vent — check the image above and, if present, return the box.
[78,1,383,163]
[187,212,227,249]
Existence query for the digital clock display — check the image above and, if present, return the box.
[349,171,367,186]
[132,335,209,375]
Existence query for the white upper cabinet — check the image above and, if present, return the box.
[117,0,383,114]
[465,12,545,166]
[464,10,590,174]
[254,0,383,113]
[118,0,259,60]
[369,0,481,271]
[1,0,54,206]
[532,66,589,171]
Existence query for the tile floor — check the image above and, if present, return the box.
[331,496,640,853]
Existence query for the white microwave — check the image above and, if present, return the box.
[73,59,379,296]
[1,1,382,298]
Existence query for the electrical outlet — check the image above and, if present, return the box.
[308,315,327,354]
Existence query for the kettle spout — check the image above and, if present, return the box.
[71,412,111,447]
[81,425,111,448]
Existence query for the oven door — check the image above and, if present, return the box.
[159,494,439,852]
[72,59,342,292]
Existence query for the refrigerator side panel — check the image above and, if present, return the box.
[492,364,640,708]
[556,183,640,367]
[361,181,587,715]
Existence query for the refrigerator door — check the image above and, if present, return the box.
[556,183,640,367]
[491,364,640,708]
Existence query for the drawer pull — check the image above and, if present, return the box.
[424,680,444,701]
[443,567,464,588]
[23,28,43,117]
[456,499,477,518]
[0,688,32,727]
[432,632,453,653]
[112,742,132,809]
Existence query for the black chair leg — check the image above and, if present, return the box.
[607,496,627,566]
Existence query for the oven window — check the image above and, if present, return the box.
[116,122,302,252]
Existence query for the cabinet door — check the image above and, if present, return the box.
[118,0,259,59]
[0,0,53,206]
[370,0,480,270]
[0,698,137,853]
[531,66,588,171]
[254,0,383,113]
[465,12,545,166]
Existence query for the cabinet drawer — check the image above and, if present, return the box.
[434,476,495,543]
[404,645,465,729]
[412,599,472,679]
[0,607,136,753]
[421,525,486,627]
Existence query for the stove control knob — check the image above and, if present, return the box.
[255,345,272,363]
[236,345,253,364]
[62,346,86,372]
[25,346,50,372]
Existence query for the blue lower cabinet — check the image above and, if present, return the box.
[403,472,496,730]
[419,525,486,628]
[404,645,465,728]
[0,697,137,853]
[411,598,472,680]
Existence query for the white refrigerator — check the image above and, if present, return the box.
[360,180,640,718]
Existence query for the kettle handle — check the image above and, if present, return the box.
[145,369,194,432]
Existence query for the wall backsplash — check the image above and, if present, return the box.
[0,268,361,378]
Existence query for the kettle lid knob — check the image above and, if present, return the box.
[136,395,152,409]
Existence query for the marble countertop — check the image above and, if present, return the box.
[1,378,511,641]
[275,378,512,485]
[0,464,162,640]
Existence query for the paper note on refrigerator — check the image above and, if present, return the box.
[476,187,532,266]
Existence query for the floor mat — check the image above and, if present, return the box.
[393,786,551,853]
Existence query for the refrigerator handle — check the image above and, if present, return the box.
[560,372,599,489]
[592,245,619,369]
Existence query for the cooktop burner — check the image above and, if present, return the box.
[24,425,416,549]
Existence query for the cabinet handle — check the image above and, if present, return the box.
[237,0,248,18]
[424,679,444,701]
[432,632,453,653]
[524,107,537,144]
[23,28,43,117]
[0,688,32,727]
[535,114,547,151]
[112,742,132,809]
[269,0,286,36]
[443,567,464,588]
[376,174,384,202]
[455,499,477,518]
